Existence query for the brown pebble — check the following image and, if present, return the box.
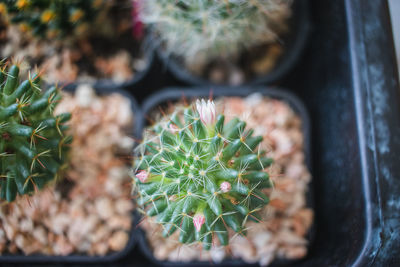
[269,198,287,211]
[54,235,74,256]
[93,242,109,256]
[108,231,129,251]
[283,246,307,259]
[108,215,132,230]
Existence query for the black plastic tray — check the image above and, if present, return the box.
[155,0,311,86]
[0,85,141,263]
[2,0,400,265]
[136,87,314,266]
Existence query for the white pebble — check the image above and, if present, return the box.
[228,69,245,85]
[210,246,225,263]
[253,232,272,250]
[76,84,96,108]
[32,226,48,245]
[19,218,34,232]
[117,136,135,152]
[95,198,114,219]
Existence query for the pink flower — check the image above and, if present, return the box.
[193,213,206,232]
[196,99,216,127]
[132,0,144,40]
[220,181,231,193]
[136,170,148,183]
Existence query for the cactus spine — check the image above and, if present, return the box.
[138,0,291,63]
[0,0,108,39]
[0,61,71,202]
[134,99,273,249]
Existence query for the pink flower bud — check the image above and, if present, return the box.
[136,170,148,183]
[220,181,231,193]
[168,123,179,133]
[196,99,216,127]
[193,213,206,232]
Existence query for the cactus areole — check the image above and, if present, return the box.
[134,99,273,249]
[0,62,71,202]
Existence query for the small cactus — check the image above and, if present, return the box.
[133,99,273,249]
[138,0,291,63]
[0,60,71,202]
[0,0,108,39]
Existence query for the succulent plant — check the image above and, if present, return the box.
[138,0,291,63]
[0,0,108,39]
[0,61,71,202]
[133,99,273,249]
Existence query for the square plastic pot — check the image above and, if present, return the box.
[154,0,311,86]
[0,85,141,263]
[135,86,314,266]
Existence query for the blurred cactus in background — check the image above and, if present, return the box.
[137,0,291,63]
[0,60,71,202]
[0,0,109,39]
[133,99,273,249]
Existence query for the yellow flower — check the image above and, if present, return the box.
[69,9,84,23]
[16,0,30,10]
[19,23,30,32]
[0,3,7,14]
[41,10,55,23]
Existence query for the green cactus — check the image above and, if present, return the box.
[138,0,291,63]
[0,60,71,202]
[133,99,273,249]
[0,0,108,39]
